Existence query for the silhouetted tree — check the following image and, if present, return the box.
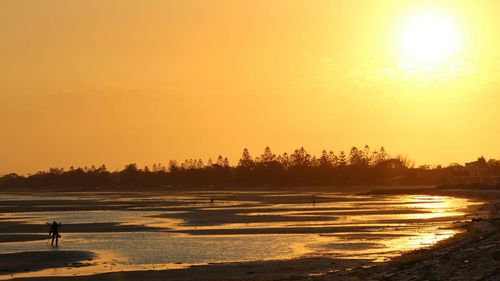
[338,151,347,167]
[1,146,486,190]
[318,150,332,168]
[238,148,254,168]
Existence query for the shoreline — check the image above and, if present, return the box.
[1,186,498,280]
[314,187,500,280]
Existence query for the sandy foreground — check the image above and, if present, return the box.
[0,251,94,274]
[0,186,498,281]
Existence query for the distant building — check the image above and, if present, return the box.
[454,156,500,184]
[465,156,488,183]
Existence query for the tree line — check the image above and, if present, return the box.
[1,146,498,190]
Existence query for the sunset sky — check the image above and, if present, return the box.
[1,0,500,174]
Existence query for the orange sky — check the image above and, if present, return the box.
[1,0,500,174]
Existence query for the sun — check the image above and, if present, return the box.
[400,12,459,64]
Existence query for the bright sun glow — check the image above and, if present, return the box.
[400,12,459,64]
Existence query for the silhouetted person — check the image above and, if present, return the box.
[48,221,62,247]
[210,198,214,204]
[312,195,316,205]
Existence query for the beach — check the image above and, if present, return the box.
[0,186,497,281]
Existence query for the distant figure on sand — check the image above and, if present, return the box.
[48,221,62,247]
[210,198,214,204]
[312,195,316,205]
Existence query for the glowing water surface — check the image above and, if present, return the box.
[0,192,480,279]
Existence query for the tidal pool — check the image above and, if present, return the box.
[0,191,480,279]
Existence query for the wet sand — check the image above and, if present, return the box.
[9,257,366,281]
[0,186,497,280]
[0,235,47,244]
[311,187,500,281]
[316,218,500,281]
[0,251,94,274]
[0,221,163,234]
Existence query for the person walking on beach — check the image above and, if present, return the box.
[48,221,62,247]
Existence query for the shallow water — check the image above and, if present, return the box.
[0,191,480,279]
